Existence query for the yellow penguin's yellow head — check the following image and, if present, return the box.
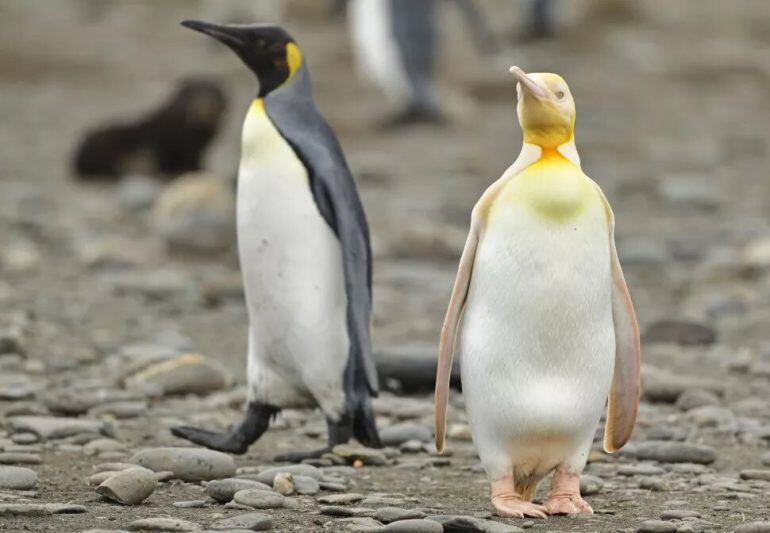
[510,67,575,148]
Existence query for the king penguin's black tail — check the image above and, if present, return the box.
[352,394,382,449]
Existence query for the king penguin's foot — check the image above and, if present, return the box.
[170,401,278,455]
[490,477,548,519]
[170,426,250,454]
[543,468,593,515]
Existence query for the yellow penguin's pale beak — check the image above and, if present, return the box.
[509,66,548,100]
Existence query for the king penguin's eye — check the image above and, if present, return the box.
[256,38,267,48]
[555,91,565,99]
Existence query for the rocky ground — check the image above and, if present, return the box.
[1,1,770,532]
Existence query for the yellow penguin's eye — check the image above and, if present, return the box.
[555,91,565,99]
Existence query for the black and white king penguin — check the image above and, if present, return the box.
[172,21,382,459]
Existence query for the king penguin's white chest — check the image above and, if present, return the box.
[460,156,616,460]
[236,99,348,406]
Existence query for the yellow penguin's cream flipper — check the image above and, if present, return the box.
[434,143,544,453]
[434,220,479,453]
[595,184,641,453]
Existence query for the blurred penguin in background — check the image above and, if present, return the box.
[348,0,497,128]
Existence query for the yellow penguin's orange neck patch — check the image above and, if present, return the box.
[250,98,266,114]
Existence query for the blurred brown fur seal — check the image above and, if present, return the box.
[73,79,226,180]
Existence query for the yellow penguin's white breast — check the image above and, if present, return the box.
[237,99,348,411]
[460,156,616,474]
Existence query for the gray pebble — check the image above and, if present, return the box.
[318,492,366,505]
[128,517,201,531]
[639,476,671,491]
[209,512,272,531]
[660,510,702,519]
[173,500,207,508]
[0,503,87,515]
[0,452,41,464]
[233,488,285,509]
[253,464,321,484]
[618,464,666,476]
[6,415,111,439]
[579,475,604,496]
[676,389,721,411]
[332,444,389,466]
[734,523,770,533]
[361,496,406,507]
[375,507,427,523]
[426,515,524,532]
[293,474,320,495]
[635,441,716,464]
[325,517,383,532]
[0,466,37,489]
[379,423,432,446]
[383,519,443,533]
[130,447,236,481]
[636,520,677,533]
[206,478,272,503]
[739,470,770,481]
[321,505,375,517]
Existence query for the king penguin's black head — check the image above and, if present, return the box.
[181,20,302,97]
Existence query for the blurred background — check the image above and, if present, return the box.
[1,1,770,529]
[1,1,770,421]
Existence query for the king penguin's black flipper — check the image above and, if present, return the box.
[264,65,381,447]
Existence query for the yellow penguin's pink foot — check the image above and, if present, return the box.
[490,477,548,519]
[543,468,593,516]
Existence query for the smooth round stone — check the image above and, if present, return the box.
[331,444,388,466]
[130,447,236,481]
[0,452,41,464]
[206,478,272,503]
[634,441,716,464]
[375,507,427,523]
[580,475,604,496]
[639,476,670,491]
[209,512,273,531]
[293,475,320,495]
[384,519,443,533]
[0,466,37,489]
[379,423,432,446]
[739,470,770,481]
[128,517,201,531]
[317,492,366,505]
[10,433,39,445]
[233,488,285,509]
[328,517,384,532]
[96,467,157,505]
[676,389,721,411]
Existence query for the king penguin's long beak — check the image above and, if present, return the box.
[180,19,246,49]
[509,66,548,99]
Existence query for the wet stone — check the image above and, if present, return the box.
[209,512,273,531]
[206,478,272,503]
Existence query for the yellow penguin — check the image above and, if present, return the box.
[434,67,640,518]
